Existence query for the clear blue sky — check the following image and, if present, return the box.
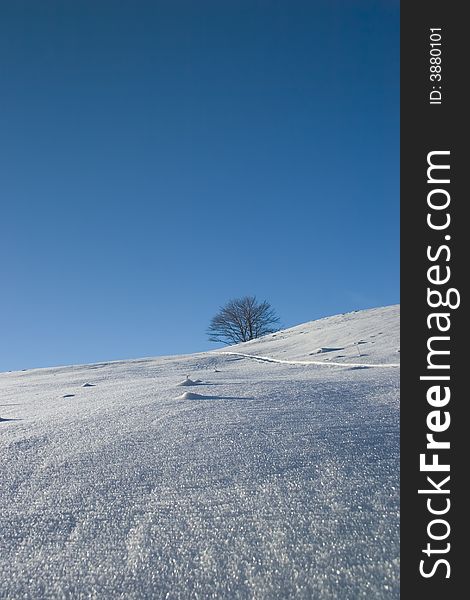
[1,0,399,372]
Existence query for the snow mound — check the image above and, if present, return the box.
[177,377,203,387]
[176,391,207,400]
[81,383,95,388]
[310,347,343,354]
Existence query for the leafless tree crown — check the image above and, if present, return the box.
[207,296,280,345]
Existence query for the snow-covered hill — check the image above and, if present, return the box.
[218,304,400,366]
[0,306,399,599]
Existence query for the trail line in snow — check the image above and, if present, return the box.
[218,351,400,369]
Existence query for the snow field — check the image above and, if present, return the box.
[0,306,399,599]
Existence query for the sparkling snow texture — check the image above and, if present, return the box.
[0,306,399,599]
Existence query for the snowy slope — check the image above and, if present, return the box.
[0,306,399,599]
[218,304,400,366]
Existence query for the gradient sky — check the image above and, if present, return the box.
[1,0,399,372]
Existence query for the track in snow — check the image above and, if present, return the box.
[218,351,400,369]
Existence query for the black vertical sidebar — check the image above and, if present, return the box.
[401,2,466,598]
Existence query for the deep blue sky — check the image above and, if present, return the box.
[1,1,399,372]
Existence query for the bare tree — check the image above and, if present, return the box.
[208,296,280,345]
